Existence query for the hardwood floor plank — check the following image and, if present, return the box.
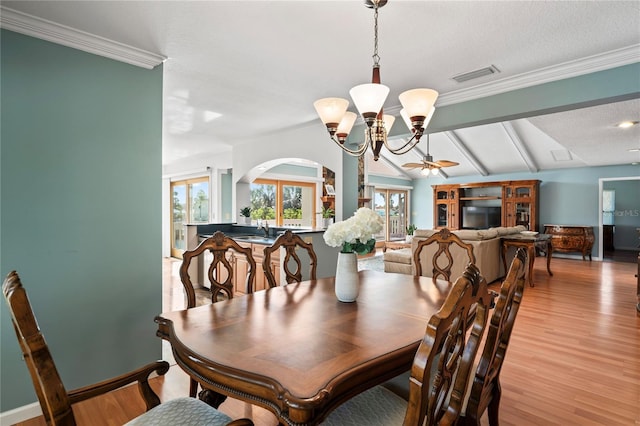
[14,256,640,425]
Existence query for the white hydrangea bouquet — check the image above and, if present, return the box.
[323,207,384,255]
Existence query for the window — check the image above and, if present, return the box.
[374,189,408,241]
[251,179,316,227]
[171,177,209,258]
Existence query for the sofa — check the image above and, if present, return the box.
[383,226,527,283]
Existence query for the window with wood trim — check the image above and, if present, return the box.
[251,179,317,228]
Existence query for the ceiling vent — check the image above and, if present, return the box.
[452,65,500,83]
[551,149,573,161]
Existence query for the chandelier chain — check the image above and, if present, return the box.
[372,2,380,66]
[314,0,441,163]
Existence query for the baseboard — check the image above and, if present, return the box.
[614,246,640,252]
[0,402,42,426]
[551,253,592,261]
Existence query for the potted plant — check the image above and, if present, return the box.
[239,206,252,225]
[406,224,417,243]
[321,206,334,229]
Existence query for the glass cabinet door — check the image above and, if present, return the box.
[434,186,458,229]
[515,186,531,198]
[515,202,531,229]
[504,184,535,229]
[437,190,449,200]
[437,203,449,228]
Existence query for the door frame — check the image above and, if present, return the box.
[374,187,410,241]
[598,175,640,261]
[170,176,210,258]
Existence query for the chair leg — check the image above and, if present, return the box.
[456,414,478,426]
[189,378,198,398]
[199,388,228,408]
[487,382,502,426]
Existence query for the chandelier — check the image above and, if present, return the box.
[313,0,439,161]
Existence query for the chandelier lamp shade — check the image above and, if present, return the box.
[313,0,439,161]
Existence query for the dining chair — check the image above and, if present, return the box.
[459,248,527,426]
[262,230,318,287]
[179,230,257,398]
[180,230,257,307]
[413,228,476,283]
[321,262,492,426]
[2,271,253,426]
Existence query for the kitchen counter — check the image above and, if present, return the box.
[195,224,326,246]
[198,233,276,245]
[184,223,337,287]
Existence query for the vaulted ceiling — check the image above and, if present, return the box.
[2,1,639,179]
[367,97,640,179]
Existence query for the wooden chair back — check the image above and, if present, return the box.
[2,271,167,426]
[262,230,318,287]
[413,228,476,283]
[180,231,257,307]
[179,231,257,398]
[3,271,73,425]
[405,262,492,425]
[462,248,527,426]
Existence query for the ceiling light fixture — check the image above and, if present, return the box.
[313,0,438,161]
[617,120,638,128]
[401,132,459,174]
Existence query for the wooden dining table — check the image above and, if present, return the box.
[155,270,451,426]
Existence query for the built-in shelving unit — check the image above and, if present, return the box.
[460,196,501,201]
[432,179,540,231]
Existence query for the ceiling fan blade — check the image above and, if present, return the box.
[424,160,441,168]
[435,160,460,167]
[402,163,424,169]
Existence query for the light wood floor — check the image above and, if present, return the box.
[16,256,640,425]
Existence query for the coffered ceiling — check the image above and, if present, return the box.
[2,1,639,179]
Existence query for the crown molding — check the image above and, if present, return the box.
[2,5,635,97]
[438,44,640,106]
[0,6,166,69]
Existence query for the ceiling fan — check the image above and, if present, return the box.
[402,134,459,175]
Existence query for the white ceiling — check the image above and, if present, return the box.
[2,0,639,179]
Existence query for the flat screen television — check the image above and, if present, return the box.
[462,206,501,229]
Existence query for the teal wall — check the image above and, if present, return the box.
[267,163,318,177]
[410,164,640,258]
[0,30,163,411]
[342,154,359,218]
[603,179,640,249]
[368,175,412,187]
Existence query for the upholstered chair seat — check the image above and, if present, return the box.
[320,386,407,425]
[3,270,253,426]
[125,397,235,426]
[321,263,492,426]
